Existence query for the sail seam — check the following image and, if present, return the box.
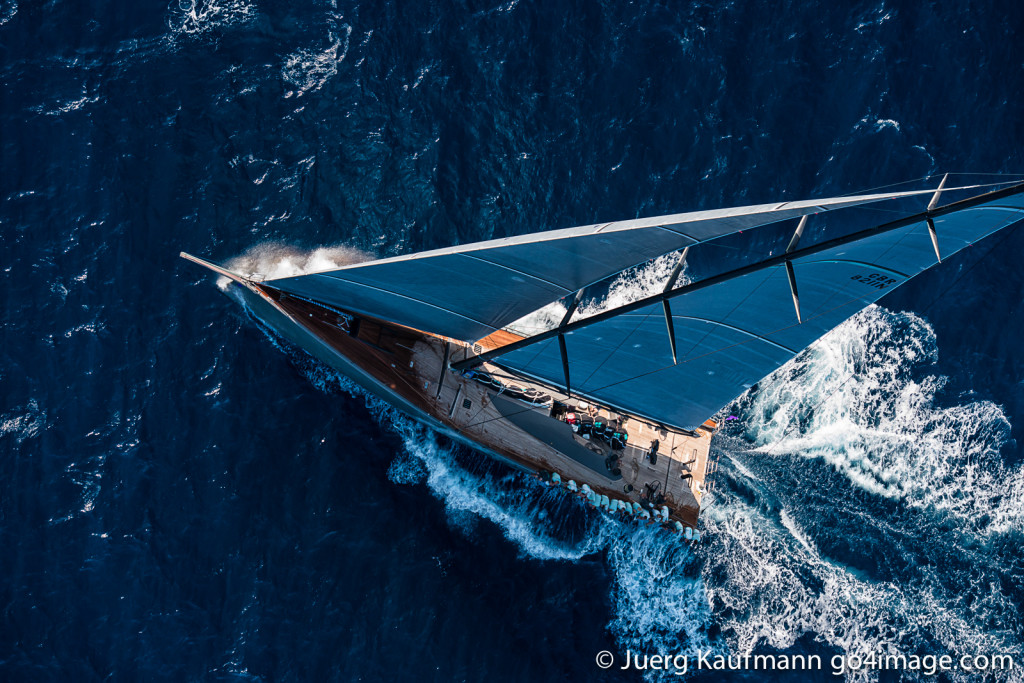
[967,205,1024,213]
[654,224,700,241]
[575,290,885,402]
[610,313,799,353]
[577,303,658,388]
[316,274,496,331]
[674,266,778,362]
[458,253,573,292]
[793,259,910,279]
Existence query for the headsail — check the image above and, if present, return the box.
[469,180,1024,429]
[265,187,954,342]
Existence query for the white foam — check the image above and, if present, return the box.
[32,86,102,117]
[504,299,567,336]
[578,252,686,319]
[701,493,1024,683]
[166,0,256,37]
[1,399,45,445]
[390,422,716,656]
[506,251,688,336]
[386,451,427,485]
[282,18,352,98]
[395,420,607,561]
[742,305,1023,535]
[216,242,373,289]
[0,0,16,26]
[778,507,817,556]
[606,526,716,659]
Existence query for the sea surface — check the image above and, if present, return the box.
[3,1,1024,681]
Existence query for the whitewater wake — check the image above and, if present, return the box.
[703,305,1024,682]
[225,243,1022,681]
[740,305,1023,536]
[506,250,688,336]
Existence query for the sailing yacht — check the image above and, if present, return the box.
[182,175,1024,537]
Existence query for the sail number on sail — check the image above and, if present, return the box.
[850,273,898,289]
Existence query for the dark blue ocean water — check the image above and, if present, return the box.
[3,1,1024,681]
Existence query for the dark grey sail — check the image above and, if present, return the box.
[474,179,1024,429]
[260,176,1024,431]
[264,187,950,342]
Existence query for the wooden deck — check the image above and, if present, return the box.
[267,287,716,529]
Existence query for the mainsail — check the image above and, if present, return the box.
[266,187,954,343]
[266,176,1024,430]
[463,178,1024,429]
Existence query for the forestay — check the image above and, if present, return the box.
[493,189,1024,429]
[266,188,946,342]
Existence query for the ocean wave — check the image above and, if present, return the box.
[0,0,15,27]
[1,398,46,446]
[854,113,903,136]
[396,425,609,561]
[31,86,102,117]
[701,493,1023,683]
[740,305,1023,535]
[282,17,352,98]
[166,0,256,37]
[606,527,716,663]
